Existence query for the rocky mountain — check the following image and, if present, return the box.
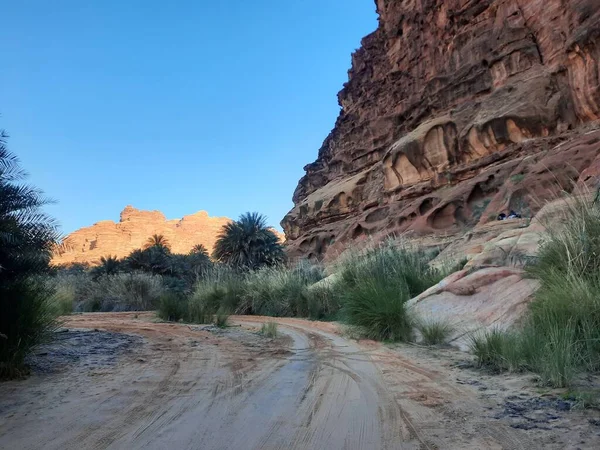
[282,0,600,260]
[52,206,231,266]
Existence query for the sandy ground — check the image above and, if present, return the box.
[0,313,599,449]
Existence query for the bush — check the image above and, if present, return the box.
[213,212,285,270]
[158,293,187,322]
[303,282,342,320]
[107,273,164,310]
[0,280,57,378]
[338,241,445,342]
[472,194,600,387]
[470,329,523,372]
[260,322,278,338]
[48,279,76,316]
[188,283,223,324]
[417,319,455,346]
[240,263,324,317]
[65,272,164,312]
[187,266,245,320]
[0,134,59,377]
[343,277,414,341]
[214,311,229,328]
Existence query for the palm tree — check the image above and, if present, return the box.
[190,244,209,257]
[213,212,285,270]
[0,130,59,375]
[91,255,120,279]
[144,234,170,250]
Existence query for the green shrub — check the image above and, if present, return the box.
[260,322,278,338]
[343,278,414,341]
[214,311,229,328]
[0,135,59,377]
[303,282,342,320]
[469,194,600,387]
[68,272,164,312]
[157,293,187,322]
[338,241,444,342]
[417,319,455,346]
[105,273,164,311]
[186,266,244,322]
[0,280,58,378]
[238,262,326,317]
[213,212,285,270]
[188,283,224,324]
[470,329,523,372]
[49,281,76,316]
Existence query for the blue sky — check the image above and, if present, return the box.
[1,1,377,234]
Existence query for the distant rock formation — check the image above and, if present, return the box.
[282,0,600,260]
[52,206,231,266]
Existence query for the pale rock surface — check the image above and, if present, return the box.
[408,267,539,350]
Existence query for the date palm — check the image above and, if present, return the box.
[91,255,120,279]
[144,234,170,250]
[190,244,209,257]
[0,131,59,376]
[213,212,284,270]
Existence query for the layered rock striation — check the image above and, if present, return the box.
[52,206,231,266]
[283,0,600,260]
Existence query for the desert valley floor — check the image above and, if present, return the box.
[1,313,599,449]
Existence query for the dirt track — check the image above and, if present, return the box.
[0,313,598,449]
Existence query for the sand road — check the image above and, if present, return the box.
[0,313,596,449]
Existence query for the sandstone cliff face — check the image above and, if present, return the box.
[282,0,600,260]
[52,206,231,266]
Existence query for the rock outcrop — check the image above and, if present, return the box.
[52,206,231,266]
[282,0,600,260]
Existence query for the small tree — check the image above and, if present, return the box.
[90,255,121,279]
[124,246,170,275]
[144,234,170,250]
[0,130,59,376]
[190,244,209,257]
[213,212,285,270]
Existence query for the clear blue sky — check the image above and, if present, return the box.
[1,1,377,235]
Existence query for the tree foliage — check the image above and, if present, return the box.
[0,131,59,376]
[90,255,121,279]
[213,212,285,270]
[144,233,170,250]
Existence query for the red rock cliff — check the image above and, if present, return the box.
[52,206,231,266]
[282,0,600,260]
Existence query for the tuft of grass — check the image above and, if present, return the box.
[469,193,600,387]
[343,279,414,341]
[157,293,187,322]
[214,311,229,328]
[469,329,524,372]
[260,322,278,338]
[70,272,164,312]
[303,282,342,321]
[239,262,326,317]
[563,390,600,410]
[1,280,58,378]
[337,241,446,342]
[49,281,75,316]
[538,321,578,388]
[417,319,455,346]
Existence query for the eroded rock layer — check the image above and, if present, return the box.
[282,0,600,260]
[52,206,231,266]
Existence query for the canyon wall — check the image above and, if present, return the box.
[52,206,231,266]
[282,0,600,260]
